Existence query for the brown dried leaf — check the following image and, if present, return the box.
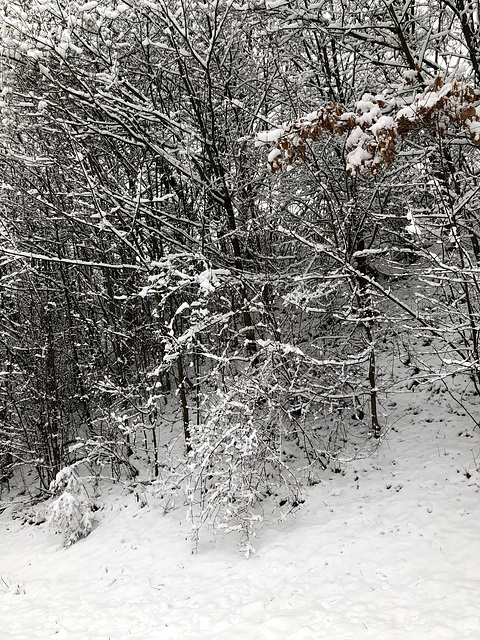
[461,106,476,121]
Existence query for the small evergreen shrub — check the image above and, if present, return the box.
[47,466,96,546]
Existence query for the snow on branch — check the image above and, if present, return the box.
[256,77,480,177]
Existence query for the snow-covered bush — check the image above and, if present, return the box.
[185,329,374,552]
[47,466,96,546]
[186,359,302,554]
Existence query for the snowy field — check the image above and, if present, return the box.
[1,376,479,640]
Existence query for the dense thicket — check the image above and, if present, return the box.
[1,0,479,542]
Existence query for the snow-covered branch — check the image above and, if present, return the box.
[257,77,480,176]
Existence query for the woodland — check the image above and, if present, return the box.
[0,0,480,546]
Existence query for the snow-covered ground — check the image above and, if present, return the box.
[1,370,479,639]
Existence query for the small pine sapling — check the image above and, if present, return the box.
[47,465,96,546]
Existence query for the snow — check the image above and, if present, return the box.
[466,119,480,142]
[1,365,479,639]
[255,128,285,145]
[304,111,319,122]
[369,115,395,136]
[356,95,376,113]
[396,105,417,121]
[195,268,230,293]
[396,85,453,122]
[405,210,422,236]
[347,145,372,171]
[358,103,380,126]
[404,70,418,81]
[78,1,98,13]
[265,0,289,8]
[355,95,382,126]
[346,125,367,150]
[267,147,282,164]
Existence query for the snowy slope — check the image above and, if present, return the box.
[1,371,479,639]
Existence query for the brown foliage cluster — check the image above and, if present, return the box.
[258,77,480,177]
